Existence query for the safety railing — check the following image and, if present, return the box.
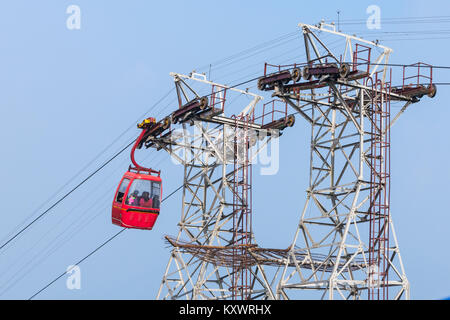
[210,84,227,113]
[252,99,288,127]
[402,62,433,89]
[353,43,372,74]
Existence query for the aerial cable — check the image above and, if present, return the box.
[0,129,134,245]
[23,66,450,299]
[1,61,280,281]
[28,228,127,300]
[0,150,169,296]
[0,88,174,252]
[210,36,303,73]
[28,184,183,300]
[196,30,299,71]
[323,15,450,26]
[2,72,273,290]
[0,138,136,252]
[14,27,450,296]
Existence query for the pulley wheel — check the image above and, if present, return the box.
[339,63,350,78]
[162,116,171,129]
[199,96,208,110]
[427,83,437,98]
[302,66,312,80]
[291,68,301,82]
[257,78,266,91]
[286,114,295,127]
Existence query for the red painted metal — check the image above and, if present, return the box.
[263,62,300,76]
[112,120,162,230]
[258,62,302,91]
[210,84,227,113]
[252,99,288,127]
[231,114,253,300]
[112,170,162,230]
[368,70,391,300]
[130,120,162,175]
[353,43,371,74]
[402,62,433,89]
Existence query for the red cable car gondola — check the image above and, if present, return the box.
[112,118,163,230]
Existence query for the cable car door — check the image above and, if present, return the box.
[112,177,130,226]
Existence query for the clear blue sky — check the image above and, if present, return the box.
[0,0,449,299]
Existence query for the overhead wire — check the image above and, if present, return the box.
[2,30,309,297]
[208,35,302,73]
[0,139,136,252]
[195,31,299,72]
[3,29,303,253]
[0,91,180,296]
[323,15,450,26]
[19,60,288,300]
[0,79,183,292]
[12,19,450,298]
[0,87,175,252]
[6,18,449,255]
[0,148,170,296]
[314,15,450,48]
[2,28,311,285]
[28,229,127,300]
[28,183,183,300]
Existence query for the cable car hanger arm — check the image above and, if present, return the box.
[130,120,161,176]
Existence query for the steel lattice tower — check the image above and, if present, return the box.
[153,73,293,300]
[262,22,435,300]
[144,22,436,300]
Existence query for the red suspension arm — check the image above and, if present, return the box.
[130,129,160,176]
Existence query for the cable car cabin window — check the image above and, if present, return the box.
[126,179,161,209]
[151,182,161,209]
[115,178,130,203]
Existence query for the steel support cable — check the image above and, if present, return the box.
[0,88,175,252]
[323,15,450,25]
[7,75,266,293]
[2,51,282,284]
[219,39,346,85]
[0,133,131,245]
[0,125,170,281]
[211,34,335,82]
[25,65,449,299]
[0,139,137,252]
[215,45,304,82]
[0,148,161,278]
[340,19,450,26]
[23,70,277,298]
[339,33,450,42]
[344,61,450,70]
[378,36,450,42]
[215,41,344,88]
[198,60,450,104]
[16,28,449,294]
[223,60,450,90]
[354,29,450,36]
[0,107,174,279]
[0,150,170,296]
[196,31,299,71]
[13,67,264,298]
[28,229,126,300]
[213,38,331,85]
[209,36,302,73]
[3,30,334,297]
[210,43,304,82]
[320,28,450,41]
[28,184,183,300]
